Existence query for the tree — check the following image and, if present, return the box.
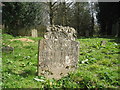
[89,2,95,36]
[2,2,45,36]
[46,1,58,25]
[97,2,120,37]
[70,2,92,37]
[53,1,73,26]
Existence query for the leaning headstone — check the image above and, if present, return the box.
[31,29,38,37]
[38,25,79,79]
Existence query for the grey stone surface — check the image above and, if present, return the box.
[31,29,38,37]
[38,25,79,79]
[44,25,77,41]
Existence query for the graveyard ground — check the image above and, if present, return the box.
[2,34,120,88]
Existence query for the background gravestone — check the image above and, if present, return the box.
[38,25,79,79]
[31,29,38,37]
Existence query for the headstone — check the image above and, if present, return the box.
[38,25,79,79]
[85,30,89,37]
[2,46,14,53]
[101,40,106,46]
[31,29,38,37]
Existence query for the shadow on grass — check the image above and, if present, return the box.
[6,69,37,78]
[109,38,120,44]
[19,70,37,77]
[77,36,98,39]
[102,51,120,55]
[78,36,120,44]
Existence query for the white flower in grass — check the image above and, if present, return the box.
[34,78,45,82]
[81,59,88,64]
[114,43,118,45]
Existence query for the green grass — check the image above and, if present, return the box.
[2,34,120,88]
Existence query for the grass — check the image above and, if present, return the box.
[2,34,120,88]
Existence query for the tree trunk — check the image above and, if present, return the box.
[91,13,94,36]
[49,2,53,25]
[76,3,80,36]
[107,21,112,35]
[90,2,94,36]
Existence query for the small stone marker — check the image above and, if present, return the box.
[101,40,106,46]
[38,25,79,79]
[31,29,38,37]
[2,46,14,53]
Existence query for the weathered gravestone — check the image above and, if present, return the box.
[38,25,79,79]
[2,46,14,53]
[31,29,38,37]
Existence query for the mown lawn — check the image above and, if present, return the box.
[2,34,120,88]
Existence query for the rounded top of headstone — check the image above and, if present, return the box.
[44,25,77,41]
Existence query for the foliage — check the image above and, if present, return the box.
[2,2,120,37]
[97,2,120,36]
[71,2,92,36]
[2,2,47,36]
[2,34,120,88]
[52,2,93,36]
[2,2,95,37]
